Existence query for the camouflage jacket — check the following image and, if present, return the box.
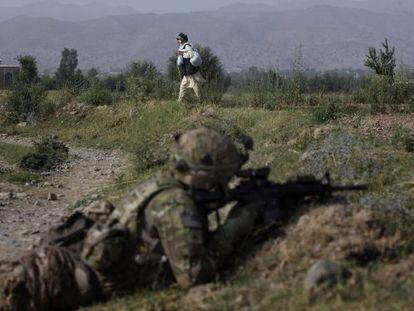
[80,171,217,291]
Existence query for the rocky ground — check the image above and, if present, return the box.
[0,134,126,261]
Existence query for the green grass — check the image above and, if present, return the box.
[0,142,39,183]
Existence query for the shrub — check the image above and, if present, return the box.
[16,55,39,84]
[39,75,57,90]
[126,61,163,103]
[79,79,113,106]
[38,100,57,120]
[5,82,46,123]
[249,78,269,108]
[102,74,127,92]
[4,55,48,123]
[391,125,414,152]
[355,74,411,112]
[310,98,343,124]
[364,38,396,78]
[20,138,69,171]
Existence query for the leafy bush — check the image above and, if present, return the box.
[38,100,57,120]
[310,98,342,124]
[126,61,164,103]
[39,75,57,90]
[354,73,411,112]
[20,138,69,171]
[364,38,396,78]
[102,74,127,92]
[79,79,113,106]
[5,82,46,123]
[391,125,414,152]
[4,55,48,123]
[249,78,270,108]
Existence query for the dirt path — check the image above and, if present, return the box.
[0,134,127,261]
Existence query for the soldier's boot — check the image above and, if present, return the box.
[208,202,262,260]
[0,246,101,311]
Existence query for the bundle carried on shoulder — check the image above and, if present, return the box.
[182,43,202,67]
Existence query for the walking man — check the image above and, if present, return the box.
[176,33,205,103]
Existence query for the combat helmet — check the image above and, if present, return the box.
[171,128,247,190]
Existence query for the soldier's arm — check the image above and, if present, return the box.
[145,188,218,288]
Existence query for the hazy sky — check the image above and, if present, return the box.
[0,0,366,13]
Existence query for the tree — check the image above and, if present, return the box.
[286,44,306,104]
[5,55,46,123]
[126,61,163,102]
[16,55,39,84]
[364,38,396,78]
[55,48,79,85]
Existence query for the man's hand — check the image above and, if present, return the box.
[176,51,184,56]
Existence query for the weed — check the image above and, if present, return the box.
[391,125,414,152]
[0,142,40,183]
[20,138,69,171]
[310,99,342,124]
[5,82,47,123]
[79,80,113,106]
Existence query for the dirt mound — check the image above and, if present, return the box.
[277,203,407,266]
[181,201,414,309]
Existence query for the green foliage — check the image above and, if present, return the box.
[79,78,113,106]
[310,98,342,124]
[166,55,181,82]
[102,74,127,92]
[249,77,271,108]
[126,61,164,102]
[0,142,40,183]
[197,45,230,104]
[39,74,57,90]
[5,81,46,123]
[3,55,50,123]
[285,45,306,104]
[20,138,69,171]
[55,48,81,86]
[61,71,88,96]
[247,69,285,109]
[364,38,396,78]
[391,125,414,152]
[16,55,39,84]
[354,73,411,112]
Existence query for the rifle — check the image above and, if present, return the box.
[190,167,367,222]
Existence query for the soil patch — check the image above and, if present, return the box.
[0,134,127,261]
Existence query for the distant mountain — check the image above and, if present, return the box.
[0,0,138,22]
[0,6,413,72]
[218,1,414,14]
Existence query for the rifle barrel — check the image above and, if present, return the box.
[331,185,368,191]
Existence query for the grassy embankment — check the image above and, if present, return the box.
[0,142,39,183]
[1,96,414,309]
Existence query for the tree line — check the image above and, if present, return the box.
[2,38,413,123]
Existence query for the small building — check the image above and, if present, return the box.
[0,64,21,89]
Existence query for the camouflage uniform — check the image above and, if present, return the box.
[0,128,260,311]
